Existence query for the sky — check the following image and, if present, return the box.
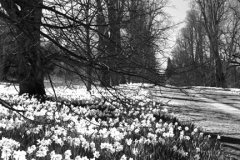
[166,0,190,47]
[158,0,190,69]
[167,0,190,24]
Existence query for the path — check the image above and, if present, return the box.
[149,86,240,159]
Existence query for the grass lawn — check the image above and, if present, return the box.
[0,83,232,160]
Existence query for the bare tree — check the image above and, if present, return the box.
[170,0,240,87]
[0,0,171,96]
[195,0,228,87]
[222,0,240,87]
[170,6,216,86]
[0,0,45,95]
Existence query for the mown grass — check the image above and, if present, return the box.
[0,86,231,160]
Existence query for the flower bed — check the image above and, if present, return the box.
[0,86,228,160]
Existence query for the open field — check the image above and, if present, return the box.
[0,82,239,159]
[148,85,240,159]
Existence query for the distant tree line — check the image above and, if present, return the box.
[0,0,171,96]
[166,0,240,88]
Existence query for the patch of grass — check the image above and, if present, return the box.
[0,91,230,160]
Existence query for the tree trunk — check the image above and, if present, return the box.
[96,0,111,87]
[196,0,227,88]
[106,0,124,86]
[215,54,226,88]
[119,74,126,84]
[17,0,45,96]
[2,56,10,81]
[111,73,119,86]
[211,37,226,88]
[85,1,93,91]
[128,72,131,83]
[18,47,45,96]
[101,69,111,87]
[0,51,4,81]
[0,0,45,96]
[0,38,8,81]
[86,66,92,91]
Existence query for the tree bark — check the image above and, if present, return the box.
[101,69,111,87]
[107,0,118,86]
[86,65,93,91]
[19,0,45,96]
[0,0,46,96]
[210,35,227,87]
[85,1,92,91]
[18,48,45,95]
[0,48,4,81]
[196,0,227,88]
[96,0,111,87]
[214,51,226,87]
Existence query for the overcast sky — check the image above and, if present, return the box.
[167,0,190,23]
[158,0,190,69]
[166,0,190,43]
